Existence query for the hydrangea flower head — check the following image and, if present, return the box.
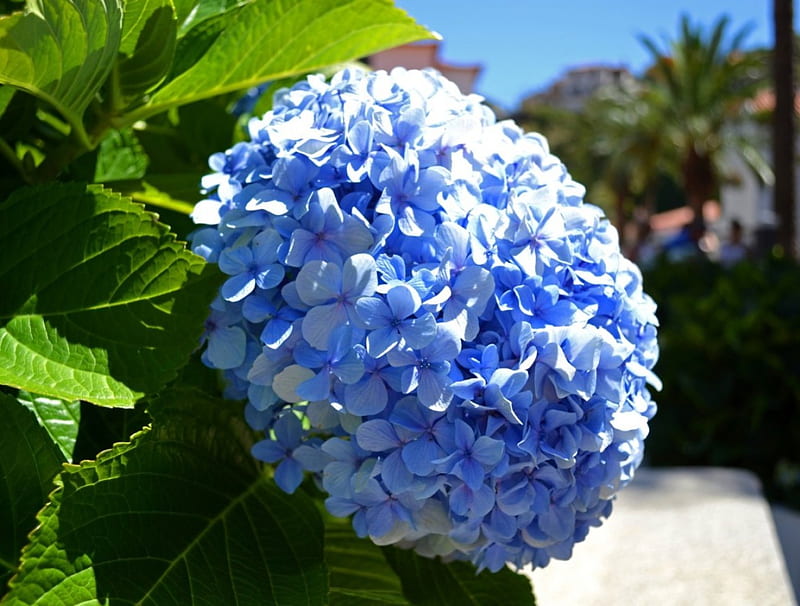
[191,67,659,572]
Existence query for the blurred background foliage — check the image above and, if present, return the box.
[513,15,773,237]
[643,256,800,508]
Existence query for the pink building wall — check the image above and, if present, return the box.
[370,42,482,95]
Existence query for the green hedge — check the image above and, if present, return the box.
[643,255,800,506]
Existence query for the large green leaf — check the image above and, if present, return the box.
[120,0,170,55]
[118,0,178,97]
[4,388,327,605]
[176,0,247,35]
[0,0,123,140]
[17,391,81,462]
[382,547,536,606]
[93,128,150,182]
[0,392,65,590]
[325,516,409,605]
[0,182,220,406]
[130,0,435,120]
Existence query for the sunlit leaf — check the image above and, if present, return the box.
[119,0,178,97]
[0,0,123,140]
[0,183,220,406]
[176,0,247,35]
[93,128,150,182]
[131,0,435,120]
[17,390,81,462]
[4,388,327,605]
[0,392,64,590]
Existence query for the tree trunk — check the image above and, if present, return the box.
[682,145,714,238]
[773,0,796,259]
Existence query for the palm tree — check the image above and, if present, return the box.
[583,86,676,238]
[773,0,796,258]
[639,15,769,234]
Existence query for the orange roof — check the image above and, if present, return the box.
[746,89,800,115]
[649,200,721,232]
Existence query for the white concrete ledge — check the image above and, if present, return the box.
[523,467,797,606]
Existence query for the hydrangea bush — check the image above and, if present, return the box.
[191,67,659,572]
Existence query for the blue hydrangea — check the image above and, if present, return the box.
[190,67,659,572]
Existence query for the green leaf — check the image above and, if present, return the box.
[170,0,197,24]
[0,182,221,407]
[176,0,248,36]
[0,85,12,116]
[17,391,81,462]
[5,388,327,605]
[325,516,409,605]
[71,400,149,464]
[136,99,238,174]
[120,0,169,55]
[164,7,246,100]
[0,0,123,142]
[382,547,536,606]
[118,0,178,98]
[123,177,197,215]
[0,392,64,590]
[0,87,35,140]
[131,0,435,120]
[121,98,239,217]
[93,128,150,182]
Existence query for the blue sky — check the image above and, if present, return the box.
[395,1,792,111]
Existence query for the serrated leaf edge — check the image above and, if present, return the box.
[3,426,152,601]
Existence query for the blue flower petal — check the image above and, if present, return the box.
[401,437,440,476]
[399,313,437,350]
[417,368,452,411]
[341,253,378,298]
[355,296,392,330]
[356,419,400,452]
[221,272,256,302]
[472,435,505,467]
[366,326,400,358]
[381,450,414,493]
[296,368,332,401]
[274,413,303,448]
[344,375,388,416]
[296,260,341,306]
[218,246,251,275]
[386,283,420,318]
[251,439,287,463]
[365,502,395,538]
[274,458,305,493]
[206,325,246,369]
[333,349,366,384]
[302,303,347,349]
[255,264,285,290]
[455,457,486,490]
[326,496,361,517]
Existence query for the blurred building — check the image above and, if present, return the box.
[368,41,482,95]
[523,65,636,112]
[720,89,800,255]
